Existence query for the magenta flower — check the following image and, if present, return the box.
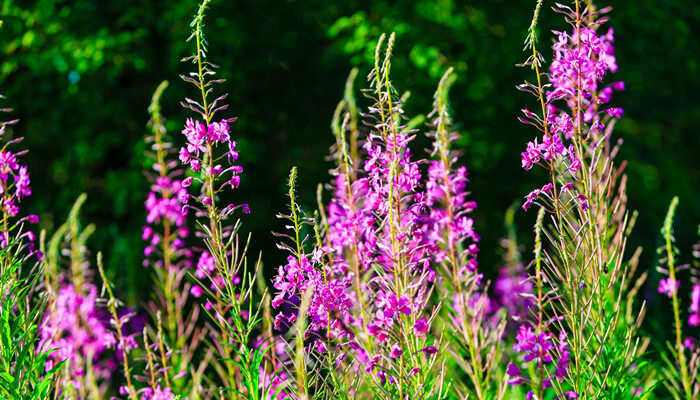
[658,277,679,297]
[506,363,524,385]
[38,283,117,386]
[509,325,574,396]
[190,285,204,298]
[519,6,624,218]
[143,102,193,272]
[14,166,31,198]
[140,385,176,400]
[0,118,40,259]
[413,318,429,335]
[389,343,403,358]
[687,284,700,326]
[182,118,207,156]
[271,251,354,339]
[494,266,533,321]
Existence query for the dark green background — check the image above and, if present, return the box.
[0,0,698,340]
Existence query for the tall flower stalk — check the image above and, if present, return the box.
[0,93,61,399]
[331,33,439,397]
[658,197,699,400]
[274,33,501,399]
[178,1,266,398]
[41,195,142,399]
[511,1,648,398]
[271,167,355,398]
[0,96,41,268]
[143,80,208,396]
[423,68,505,400]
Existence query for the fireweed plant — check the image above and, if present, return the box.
[0,95,61,398]
[142,79,209,397]
[283,35,446,399]
[269,34,501,399]
[176,1,269,399]
[509,0,650,399]
[657,198,699,400]
[40,194,117,398]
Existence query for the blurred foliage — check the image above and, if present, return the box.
[0,0,697,339]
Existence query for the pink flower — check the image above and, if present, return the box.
[38,283,116,384]
[510,325,571,391]
[141,385,176,400]
[190,285,204,298]
[658,277,679,297]
[389,343,403,358]
[413,318,429,335]
[506,363,524,385]
[207,120,230,142]
[689,285,700,326]
[14,166,31,198]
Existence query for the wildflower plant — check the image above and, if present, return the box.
[324,33,446,398]
[271,167,355,399]
[658,197,700,400]
[0,99,40,266]
[177,1,267,397]
[0,251,61,399]
[143,80,208,397]
[423,68,505,400]
[273,33,508,400]
[511,1,649,398]
[0,94,62,398]
[39,195,117,398]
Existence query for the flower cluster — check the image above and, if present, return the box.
[357,109,430,340]
[38,283,117,388]
[271,39,482,396]
[143,80,192,271]
[272,250,354,339]
[178,117,242,194]
[176,97,250,320]
[326,174,376,272]
[658,276,680,298]
[140,385,176,400]
[0,120,41,259]
[145,178,188,228]
[420,151,479,277]
[549,26,620,119]
[507,326,577,398]
[176,105,251,231]
[176,116,250,241]
[143,177,191,266]
[0,150,30,217]
[519,7,624,214]
[321,81,430,337]
[520,132,567,171]
[494,266,533,321]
